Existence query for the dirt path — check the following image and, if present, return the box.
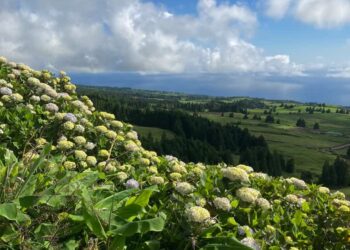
[329,143,350,151]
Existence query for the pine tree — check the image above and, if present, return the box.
[300,171,313,183]
[333,157,349,186]
[329,164,337,187]
[347,147,350,159]
[296,118,306,128]
[313,122,320,130]
[285,159,295,173]
[272,152,282,176]
[320,160,331,185]
[265,115,274,123]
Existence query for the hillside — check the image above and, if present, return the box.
[0,57,349,249]
[79,86,350,190]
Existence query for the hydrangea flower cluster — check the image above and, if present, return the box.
[222,166,250,183]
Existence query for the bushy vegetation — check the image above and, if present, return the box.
[0,57,349,249]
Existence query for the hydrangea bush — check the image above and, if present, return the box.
[0,56,349,249]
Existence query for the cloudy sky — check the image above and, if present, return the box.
[1,0,350,104]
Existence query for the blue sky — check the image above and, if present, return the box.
[1,0,350,104]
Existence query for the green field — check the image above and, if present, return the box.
[199,106,350,178]
[133,125,175,140]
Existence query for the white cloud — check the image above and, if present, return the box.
[265,0,292,19]
[295,0,350,28]
[327,66,350,78]
[264,0,350,28]
[0,0,302,75]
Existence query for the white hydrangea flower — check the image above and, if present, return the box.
[45,103,59,113]
[57,140,75,150]
[27,77,40,85]
[57,135,68,142]
[63,161,76,170]
[96,125,108,133]
[255,198,271,210]
[85,142,96,150]
[332,199,350,207]
[140,158,150,166]
[9,62,17,69]
[1,95,11,102]
[191,167,204,176]
[73,136,87,145]
[165,155,178,162]
[332,191,346,199]
[0,56,7,64]
[105,130,117,139]
[40,94,51,102]
[110,120,123,129]
[171,162,188,174]
[285,177,308,190]
[74,124,85,133]
[148,176,165,185]
[58,92,72,101]
[213,197,232,211]
[222,167,250,183]
[236,164,254,173]
[285,194,299,204]
[249,172,269,181]
[35,138,47,147]
[64,113,78,123]
[124,140,139,152]
[196,163,206,170]
[11,93,23,102]
[175,182,194,195]
[30,95,41,102]
[26,103,35,111]
[100,111,115,120]
[236,187,260,203]
[126,131,138,140]
[116,172,128,181]
[104,163,117,173]
[43,85,58,98]
[86,156,97,166]
[318,187,330,194]
[75,150,87,161]
[147,166,158,174]
[17,63,31,71]
[98,149,110,158]
[0,87,12,95]
[240,237,261,250]
[0,79,8,86]
[63,121,75,131]
[125,179,140,189]
[186,206,211,223]
[169,172,182,181]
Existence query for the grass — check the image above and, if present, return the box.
[199,109,350,178]
[133,125,175,141]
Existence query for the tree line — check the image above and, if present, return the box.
[320,157,350,187]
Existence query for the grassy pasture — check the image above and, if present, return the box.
[133,125,175,140]
[199,108,350,177]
